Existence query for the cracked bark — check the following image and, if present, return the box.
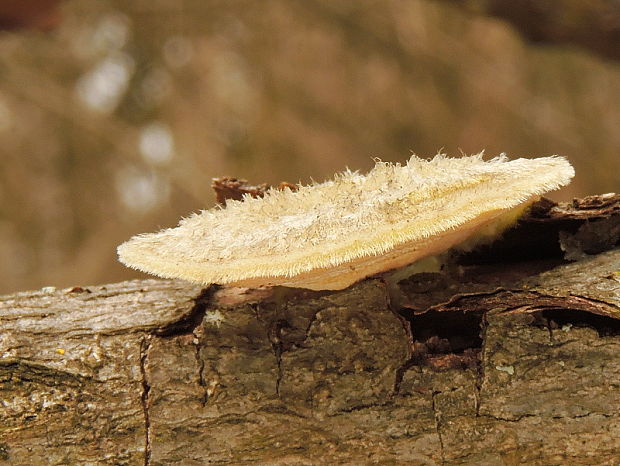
[431,391,446,464]
[1,194,620,465]
[139,336,152,466]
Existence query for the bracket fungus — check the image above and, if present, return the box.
[118,153,574,290]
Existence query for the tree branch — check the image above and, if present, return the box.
[1,195,619,464]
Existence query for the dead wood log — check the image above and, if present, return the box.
[1,194,619,465]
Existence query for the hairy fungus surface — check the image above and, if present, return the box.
[118,154,574,290]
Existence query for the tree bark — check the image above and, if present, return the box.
[1,195,619,465]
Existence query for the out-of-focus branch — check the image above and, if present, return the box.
[0,0,63,31]
[438,0,620,61]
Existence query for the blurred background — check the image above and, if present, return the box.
[0,0,618,293]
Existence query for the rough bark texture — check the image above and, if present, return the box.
[211,177,297,206]
[1,195,620,465]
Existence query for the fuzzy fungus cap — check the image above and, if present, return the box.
[118,153,574,290]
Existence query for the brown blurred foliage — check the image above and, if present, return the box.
[0,0,619,293]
